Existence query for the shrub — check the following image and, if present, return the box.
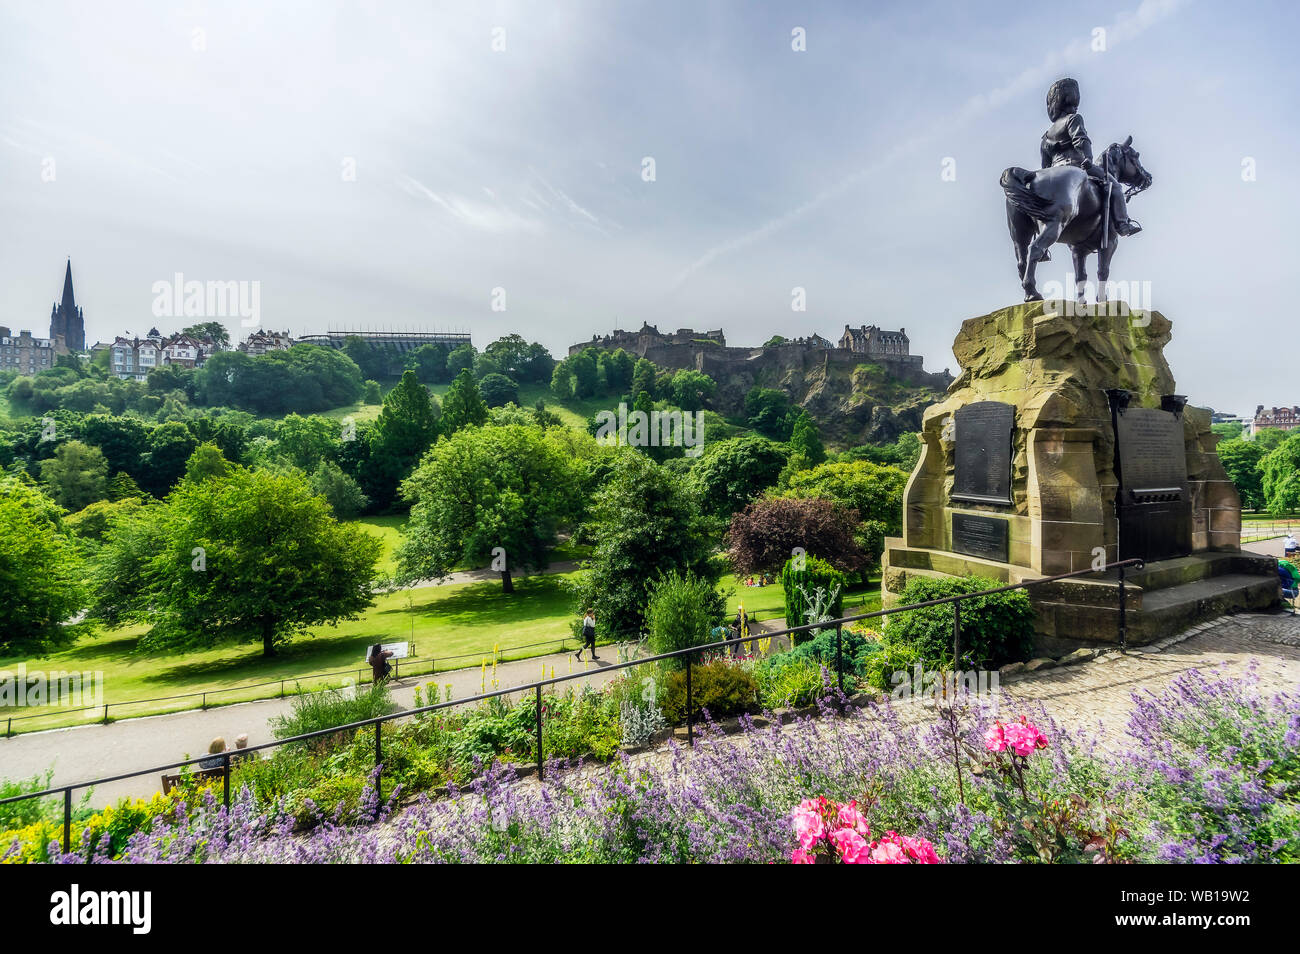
[780,554,846,635]
[661,659,759,724]
[886,575,1035,670]
[753,656,828,709]
[270,683,396,744]
[645,570,723,669]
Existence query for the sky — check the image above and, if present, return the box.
[0,0,1295,415]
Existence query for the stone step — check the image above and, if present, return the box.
[1137,573,1279,614]
[1126,551,1274,591]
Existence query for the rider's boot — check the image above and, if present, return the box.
[1113,218,1142,237]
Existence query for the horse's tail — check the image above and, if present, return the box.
[1000,166,1053,220]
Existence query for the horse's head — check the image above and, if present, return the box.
[1103,136,1152,198]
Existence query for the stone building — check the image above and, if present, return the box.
[0,328,60,375]
[239,329,295,355]
[839,324,909,358]
[1251,405,1300,435]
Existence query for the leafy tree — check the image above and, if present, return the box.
[599,349,635,394]
[644,571,725,668]
[342,336,390,381]
[396,424,579,592]
[688,435,789,519]
[630,358,657,401]
[310,460,369,518]
[406,343,450,384]
[782,459,908,569]
[446,343,476,378]
[362,370,440,511]
[572,452,718,638]
[195,345,363,414]
[1217,438,1266,511]
[780,553,846,635]
[183,442,233,483]
[668,369,716,412]
[362,380,382,404]
[40,440,108,511]
[478,373,520,408]
[569,350,599,398]
[473,352,504,380]
[108,472,144,501]
[726,496,869,576]
[181,321,231,349]
[138,421,199,497]
[126,467,382,657]
[274,414,340,471]
[1261,433,1300,514]
[80,415,149,482]
[789,410,826,466]
[745,387,795,440]
[0,476,87,651]
[440,368,489,437]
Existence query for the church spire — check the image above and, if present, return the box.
[61,258,76,314]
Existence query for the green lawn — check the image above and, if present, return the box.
[353,515,405,576]
[0,573,583,733]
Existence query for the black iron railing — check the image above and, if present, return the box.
[0,634,594,736]
[0,559,1145,852]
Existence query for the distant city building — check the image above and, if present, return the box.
[49,259,86,351]
[107,328,220,380]
[839,324,910,358]
[1252,405,1300,435]
[0,328,60,374]
[294,329,471,355]
[239,329,295,355]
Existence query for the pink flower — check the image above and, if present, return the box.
[791,802,826,850]
[829,827,870,863]
[1003,717,1050,756]
[868,838,908,864]
[984,721,1007,753]
[836,800,870,838]
[791,848,815,864]
[898,834,941,864]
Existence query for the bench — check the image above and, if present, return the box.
[161,765,227,794]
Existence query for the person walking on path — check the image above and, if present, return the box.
[575,609,599,662]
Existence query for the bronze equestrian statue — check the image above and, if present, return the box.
[1001,78,1153,303]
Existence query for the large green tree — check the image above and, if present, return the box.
[439,368,489,437]
[572,452,718,639]
[0,477,87,651]
[782,459,908,568]
[396,424,579,592]
[1261,433,1300,515]
[102,465,381,657]
[362,370,440,511]
[39,440,108,511]
[688,435,789,520]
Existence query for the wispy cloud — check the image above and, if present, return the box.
[669,0,1188,290]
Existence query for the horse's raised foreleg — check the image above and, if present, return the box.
[1022,218,1063,301]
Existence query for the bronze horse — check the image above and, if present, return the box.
[1001,138,1152,302]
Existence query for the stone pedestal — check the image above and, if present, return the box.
[882,301,1274,648]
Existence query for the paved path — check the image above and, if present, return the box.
[0,644,636,807]
[1001,611,1300,744]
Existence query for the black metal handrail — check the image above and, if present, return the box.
[1,633,597,734]
[0,558,1145,853]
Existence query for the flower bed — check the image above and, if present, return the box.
[4,665,1296,864]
